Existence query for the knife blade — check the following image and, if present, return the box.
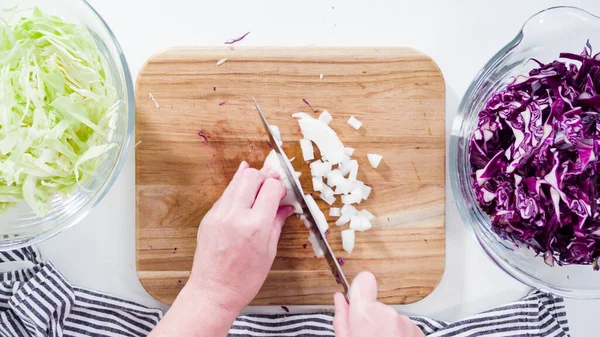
[253,98,350,301]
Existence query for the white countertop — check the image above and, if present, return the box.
[38,0,600,336]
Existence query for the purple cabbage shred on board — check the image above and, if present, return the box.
[469,41,600,268]
[281,306,290,313]
[224,31,251,45]
[302,98,319,113]
[197,131,209,144]
[338,257,345,266]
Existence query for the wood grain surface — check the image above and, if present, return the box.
[135,47,446,305]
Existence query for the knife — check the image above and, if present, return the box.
[253,98,350,301]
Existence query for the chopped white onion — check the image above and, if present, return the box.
[342,192,362,205]
[340,159,358,176]
[263,150,302,214]
[359,209,375,220]
[289,157,296,162]
[321,184,335,199]
[325,147,347,165]
[322,161,333,175]
[298,118,344,157]
[292,112,314,119]
[335,214,350,226]
[312,177,324,192]
[360,218,372,231]
[350,216,372,231]
[344,147,355,156]
[295,171,302,178]
[334,179,351,195]
[319,73,324,80]
[300,139,315,161]
[326,169,345,187]
[347,116,362,130]
[341,230,355,254]
[320,193,336,205]
[308,230,325,257]
[216,58,227,66]
[367,153,383,168]
[310,160,325,177]
[361,185,372,200]
[349,161,359,180]
[341,204,358,216]
[318,110,333,124]
[329,208,341,217]
[305,194,329,233]
[349,216,362,231]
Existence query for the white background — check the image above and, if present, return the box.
[37,1,600,336]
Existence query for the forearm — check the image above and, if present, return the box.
[149,284,239,337]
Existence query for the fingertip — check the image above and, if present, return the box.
[350,271,378,303]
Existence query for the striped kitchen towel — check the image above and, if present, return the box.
[0,247,570,336]
[0,246,162,336]
[228,291,569,337]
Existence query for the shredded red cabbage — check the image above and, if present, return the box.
[302,98,319,113]
[197,131,209,144]
[213,87,216,91]
[219,101,227,106]
[281,306,290,313]
[224,31,250,45]
[302,243,308,249]
[470,42,600,268]
[338,257,345,266]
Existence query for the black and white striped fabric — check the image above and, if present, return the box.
[0,247,570,337]
[0,247,162,337]
[229,291,569,337]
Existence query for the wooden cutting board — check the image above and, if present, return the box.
[135,47,445,305]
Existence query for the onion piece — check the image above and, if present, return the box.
[326,169,345,187]
[344,147,355,156]
[321,184,335,199]
[320,193,336,205]
[292,112,314,119]
[270,125,283,147]
[367,153,383,168]
[341,204,359,216]
[324,147,347,165]
[318,110,333,124]
[335,214,350,226]
[216,58,227,66]
[298,118,344,158]
[329,208,341,217]
[312,177,324,192]
[305,194,329,233]
[350,216,372,231]
[300,139,315,161]
[349,162,359,180]
[361,185,372,200]
[308,229,325,257]
[340,159,358,176]
[263,150,302,213]
[341,230,355,254]
[342,192,362,205]
[347,116,362,130]
[310,160,325,177]
[295,172,302,178]
[359,209,375,220]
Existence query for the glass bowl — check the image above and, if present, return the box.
[451,6,600,299]
[0,0,133,250]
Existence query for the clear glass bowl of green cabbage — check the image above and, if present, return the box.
[0,0,133,249]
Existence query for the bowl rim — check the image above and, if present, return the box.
[0,0,135,251]
[450,5,600,299]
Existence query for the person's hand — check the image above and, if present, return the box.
[333,272,425,337]
[188,161,296,315]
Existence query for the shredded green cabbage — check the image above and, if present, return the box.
[0,7,118,216]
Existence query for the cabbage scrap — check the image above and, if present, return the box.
[0,8,117,216]
[470,42,600,268]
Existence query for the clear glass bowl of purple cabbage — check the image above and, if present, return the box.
[451,6,600,299]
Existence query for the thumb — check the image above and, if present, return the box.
[333,292,350,337]
[350,271,378,304]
